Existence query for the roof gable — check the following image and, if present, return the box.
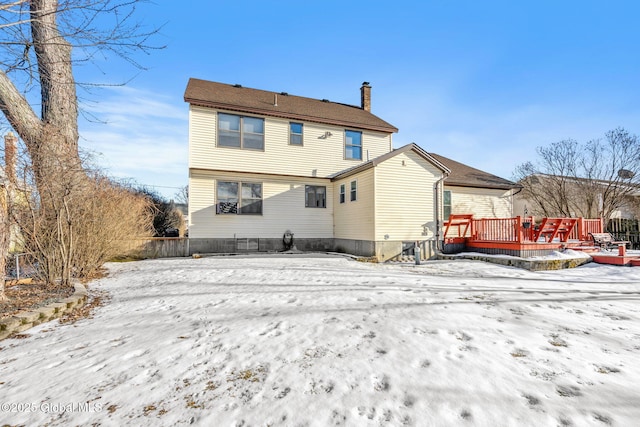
[184,78,398,134]
[330,143,449,181]
[428,152,518,190]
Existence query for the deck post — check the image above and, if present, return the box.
[577,217,583,241]
[516,216,523,243]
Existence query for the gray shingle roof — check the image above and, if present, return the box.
[429,152,519,190]
[330,143,450,180]
[184,78,398,134]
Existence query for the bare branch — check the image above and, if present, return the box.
[514,128,640,223]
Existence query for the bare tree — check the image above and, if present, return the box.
[514,128,640,223]
[0,1,160,289]
[0,0,160,186]
[174,184,188,206]
[10,145,154,284]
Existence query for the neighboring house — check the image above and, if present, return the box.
[513,173,640,221]
[184,78,514,260]
[428,153,520,220]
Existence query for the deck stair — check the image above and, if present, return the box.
[533,217,578,243]
[443,214,473,238]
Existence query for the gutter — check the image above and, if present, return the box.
[434,171,450,253]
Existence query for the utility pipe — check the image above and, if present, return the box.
[434,172,450,253]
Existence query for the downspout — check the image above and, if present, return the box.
[434,171,449,253]
[511,186,524,218]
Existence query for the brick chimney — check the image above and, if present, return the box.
[360,81,371,112]
[4,132,17,185]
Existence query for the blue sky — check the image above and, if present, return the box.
[74,0,640,200]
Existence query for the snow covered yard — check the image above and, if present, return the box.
[1,254,639,427]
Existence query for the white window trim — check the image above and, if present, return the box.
[305,185,327,208]
[443,189,452,220]
[216,180,263,215]
[350,180,357,202]
[217,113,265,151]
[344,129,363,160]
[289,122,304,146]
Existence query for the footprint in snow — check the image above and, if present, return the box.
[373,374,390,392]
[275,387,291,399]
[594,365,621,374]
[454,331,472,342]
[459,409,472,420]
[557,417,574,426]
[331,410,347,425]
[403,394,416,407]
[521,393,540,406]
[593,413,613,425]
[556,385,582,397]
[356,406,376,420]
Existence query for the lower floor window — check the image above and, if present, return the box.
[443,190,451,220]
[305,185,326,208]
[216,181,263,214]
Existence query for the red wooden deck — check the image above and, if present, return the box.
[443,215,604,258]
[591,254,640,266]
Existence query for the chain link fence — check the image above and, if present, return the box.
[5,252,39,281]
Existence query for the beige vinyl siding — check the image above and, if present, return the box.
[189,105,392,177]
[333,169,375,241]
[189,106,217,169]
[374,151,442,241]
[189,170,333,239]
[447,186,513,219]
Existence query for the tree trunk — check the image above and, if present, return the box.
[0,185,8,300]
[0,0,83,286]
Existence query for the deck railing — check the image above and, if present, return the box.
[472,217,520,242]
[445,215,603,243]
[576,218,603,240]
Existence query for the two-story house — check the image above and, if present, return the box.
[184,79,460,260]
[184,78,517,261]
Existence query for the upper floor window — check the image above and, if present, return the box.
[350,180,357,201]
[216,181,263,214]
[345,130,362,160]
[305,185,326,208]
[290,122,303,145]
[339,184,345,204]
[443,190,452,220]
[218,113,264,150]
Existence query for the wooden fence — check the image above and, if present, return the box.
[607,219,640,249]
[124,238,189,259]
